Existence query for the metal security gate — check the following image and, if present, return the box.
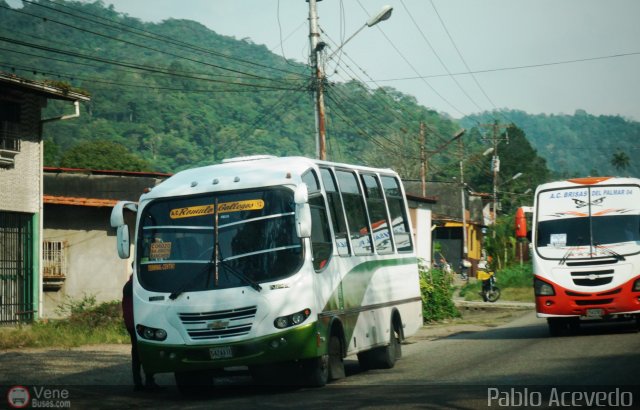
[0,212,34,324]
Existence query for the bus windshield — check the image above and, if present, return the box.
[535,185,640,259]
[137,187,303,293]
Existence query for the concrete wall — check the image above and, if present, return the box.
[0,93,42,213]
[42,205,130,318]
[409,205,432,267]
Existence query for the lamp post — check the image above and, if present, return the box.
[308,1,393,160]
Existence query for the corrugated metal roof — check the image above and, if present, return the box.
[0,72,90,102]
[43,195,119,207]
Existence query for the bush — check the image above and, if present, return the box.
[419,261,460,323]
[0,296,128,349]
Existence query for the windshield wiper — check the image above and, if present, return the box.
[594,243,626,261]
[218,258,262,292]
[169,260,213,300]
[558,247,575,265]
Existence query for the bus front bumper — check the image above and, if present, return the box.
[535,275,640,318]
[137,323,322,374]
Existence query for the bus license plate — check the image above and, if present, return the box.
[209,346,233,360]
[586,308,604,318]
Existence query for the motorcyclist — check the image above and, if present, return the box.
[477,256,494,302]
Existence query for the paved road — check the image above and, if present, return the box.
[2,310,640,409]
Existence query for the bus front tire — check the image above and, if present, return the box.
[174,370,214,396]
[302,335,344,387]
[547,318,579,337]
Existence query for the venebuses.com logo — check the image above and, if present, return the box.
[6,385,71,409]
[6,386,30,409]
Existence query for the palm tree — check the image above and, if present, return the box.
[611,150,630,173]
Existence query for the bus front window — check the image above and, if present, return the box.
[535,185,640,259]
[137,188,303,293]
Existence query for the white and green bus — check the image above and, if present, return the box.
[110,155,422,392]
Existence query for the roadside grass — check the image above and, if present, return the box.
[459,263,535,303]
[2,263,480,348]
[0,295,128,349]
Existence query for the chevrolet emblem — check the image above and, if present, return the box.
[208,320,229,330]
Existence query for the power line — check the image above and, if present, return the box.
[355,0,467,117]
[0,62,303,93]
[400,0,484,113]
[372,51,640,82]
[1,3,301,85]
[29,0,308,79]
[0,35,302,91]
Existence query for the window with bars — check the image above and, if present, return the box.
[42,241,67,279]
[0,100,21,168]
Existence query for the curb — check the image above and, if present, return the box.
[454,299,535,312]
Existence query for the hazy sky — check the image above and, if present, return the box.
[52,1,640,120]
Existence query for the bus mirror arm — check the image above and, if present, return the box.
[116,225,130,259]
[296,203,312,238]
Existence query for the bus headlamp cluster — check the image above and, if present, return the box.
[136,324,167,341]
[534,278,555,296]
[274,308,311,329]
[633,279,640,292]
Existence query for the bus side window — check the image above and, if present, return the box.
[320,168,350,256]
[335,170,373,255]
[381,175,413,252]
[302,170,333,270]
[361,174,393,254]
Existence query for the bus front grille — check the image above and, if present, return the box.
[179,306,257,340]
[570,269,614,286]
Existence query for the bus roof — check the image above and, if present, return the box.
[535,176,640,194]
[140,156,398,201]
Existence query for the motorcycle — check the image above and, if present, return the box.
[477,260,500,302]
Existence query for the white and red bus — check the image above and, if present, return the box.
[532,177,640,335]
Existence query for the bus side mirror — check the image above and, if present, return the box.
[111,201,137,259]
[294,184,311,238]
[116,225,130,259]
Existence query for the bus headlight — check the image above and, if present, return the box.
[633,279,640,292]
[136,324,168,341]
[274,308,311,329]
[534,278,555,296]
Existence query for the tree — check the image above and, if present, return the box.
[60,140,152,172]
[611,150,630,173]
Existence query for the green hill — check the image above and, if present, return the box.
[0,0,461,176]
[6,0,621,189]
[462,110,640,178]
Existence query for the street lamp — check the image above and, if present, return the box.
[308,1,394,160]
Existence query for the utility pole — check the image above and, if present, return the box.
[480,120,509,234]
[459,137,468,259]
[308,0,327,160]
[420,122,426,196]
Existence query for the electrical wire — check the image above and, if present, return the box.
[29,0,308,79]
[0,3,301,85]
[0,35,302,91]
[400,0,484,113]
[355,0,467,117]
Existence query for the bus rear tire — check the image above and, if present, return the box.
[357,318,402,370]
